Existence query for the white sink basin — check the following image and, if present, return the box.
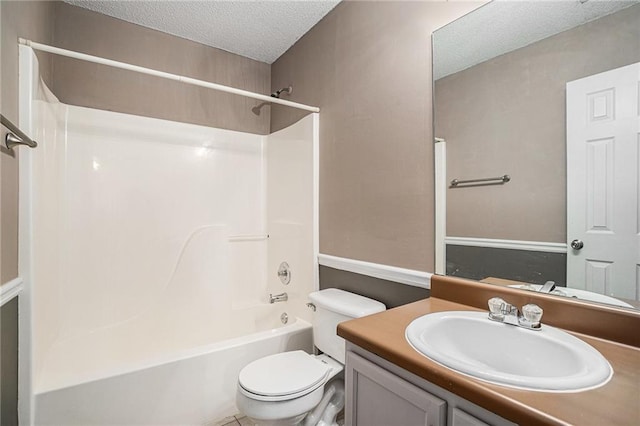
[405,311,612,392]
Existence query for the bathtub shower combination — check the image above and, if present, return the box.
[18,46,319,425]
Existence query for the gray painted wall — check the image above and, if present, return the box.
[1,299,19,426]
[446,246,566,286]
[271,1,481,271]
[51,2,271,135]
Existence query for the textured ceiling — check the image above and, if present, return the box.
[434,0,639,80]
[63,0,341,64]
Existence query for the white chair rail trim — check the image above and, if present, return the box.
[1,277,24,307]
[318,254,431,289]
[445,236,567,253]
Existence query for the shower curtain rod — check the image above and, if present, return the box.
[19,38,320,113]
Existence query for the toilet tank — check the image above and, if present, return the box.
[308,289,386,364]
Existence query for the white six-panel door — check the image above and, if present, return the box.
[566,62,640,301]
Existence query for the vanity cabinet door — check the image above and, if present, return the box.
[345,351,446,426]
[452,408,490,426]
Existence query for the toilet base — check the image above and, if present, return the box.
[243,413,308,426]
[236,384,324,425]
[301,379,344,426]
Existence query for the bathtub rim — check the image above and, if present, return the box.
[35,316,312,395]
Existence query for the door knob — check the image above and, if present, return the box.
[570,239,584,250]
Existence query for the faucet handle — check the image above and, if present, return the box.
[488,297,506,320]
[521,304,543,327]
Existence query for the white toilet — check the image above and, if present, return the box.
[236,288,386,426]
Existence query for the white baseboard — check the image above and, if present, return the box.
[445,236,567,253]
[1,277,24,307]
[318,254,431,289]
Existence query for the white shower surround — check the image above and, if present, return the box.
[19,46,319,425]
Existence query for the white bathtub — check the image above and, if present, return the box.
[21,49,319,425]
[34,307,312,425]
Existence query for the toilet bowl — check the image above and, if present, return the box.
[236,289,386,426]
[236,351,343,425]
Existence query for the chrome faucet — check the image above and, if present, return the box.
[538,280,556,293]
[488,297,543,330]
[269,292,288,304]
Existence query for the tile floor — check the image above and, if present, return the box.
[220,415,255,426]
[218,413,344,426]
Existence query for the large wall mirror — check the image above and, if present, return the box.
[433,0,640,310]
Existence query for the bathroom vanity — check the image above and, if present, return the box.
[338,276,640,426]
[345,346,513,426]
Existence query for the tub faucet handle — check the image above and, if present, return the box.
[277,262,291,285]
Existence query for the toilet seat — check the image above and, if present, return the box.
[238,351,332,402]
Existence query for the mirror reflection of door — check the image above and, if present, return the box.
[566,62,640,300]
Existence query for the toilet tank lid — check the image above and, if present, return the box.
[309,289,386,318]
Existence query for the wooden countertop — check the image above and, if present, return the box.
[338,297,640,426]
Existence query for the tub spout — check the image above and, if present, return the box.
[269,292,288,303]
